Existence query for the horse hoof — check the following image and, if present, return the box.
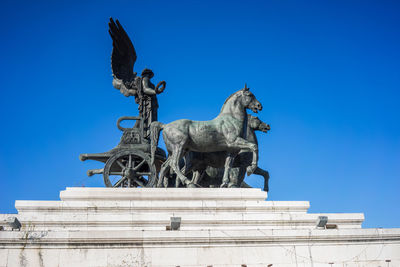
[228,184,238,188]
[220,183,228,188]
[187,183,197,188]
[246,166,256,176]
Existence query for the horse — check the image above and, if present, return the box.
[177,115,270,190]
[150,86,262,187]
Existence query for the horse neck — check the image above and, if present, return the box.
[246,126,258,145]
[218,95,246,121]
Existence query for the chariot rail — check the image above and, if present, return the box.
[79,115,166,188]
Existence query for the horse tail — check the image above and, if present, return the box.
[150,121,164,165]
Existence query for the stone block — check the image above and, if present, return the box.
[0,187,399,267]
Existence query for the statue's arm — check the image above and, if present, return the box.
[155,80,166,94]
[142,77,157,95]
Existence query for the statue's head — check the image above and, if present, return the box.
[221,84,263,114]
[248,115,270,133]
[240,84,263,113]
[141,68,154,78]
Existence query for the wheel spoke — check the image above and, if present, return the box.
[131,156,135,168]
[109,172,123,176]
[113,177,126,187]
[134,178,146,187]
[133,160,146,171]
[136,172,152,176]
[116,160,125,169]
[111,176,119,185]
[128,154,132,168]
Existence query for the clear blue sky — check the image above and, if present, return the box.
[0,0,399,228]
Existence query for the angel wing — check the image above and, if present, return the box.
[108,18,137,83]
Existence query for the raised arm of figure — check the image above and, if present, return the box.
[142,77,157,95]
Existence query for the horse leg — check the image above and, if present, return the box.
[197,171,205,186]
[226,137,258,175]
[190,171,197,184]
[229,167,246,188]
[240,181,252,188]
[228,167,239,188]
[253,167,270,192]
[191,170,204,185]
[165,167,174,188]
[169,147,194,188]
[158,158,171,188]
[220,154,234,188]
[175,172,181,187]
[180,155,192,187]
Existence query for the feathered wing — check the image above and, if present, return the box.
[108,17,137,83]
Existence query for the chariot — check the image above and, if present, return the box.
[79,116,166,187]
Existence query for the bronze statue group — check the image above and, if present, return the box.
[81,18,270,191]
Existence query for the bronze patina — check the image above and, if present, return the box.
[80,18,271,191]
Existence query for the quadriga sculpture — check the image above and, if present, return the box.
[150,85,262,188]
[175,115,271,190]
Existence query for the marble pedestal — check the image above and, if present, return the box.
[0,187,399,267]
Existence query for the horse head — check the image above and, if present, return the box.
[248,115,270,133]
[220,84,262,115]
[240,84,262,113]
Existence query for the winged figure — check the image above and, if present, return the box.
[109,17,166,138]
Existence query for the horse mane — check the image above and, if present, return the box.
[220,90,241,112]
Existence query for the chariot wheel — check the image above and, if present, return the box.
[103,150,156,188]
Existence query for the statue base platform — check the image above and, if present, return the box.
[1,187,399,267]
